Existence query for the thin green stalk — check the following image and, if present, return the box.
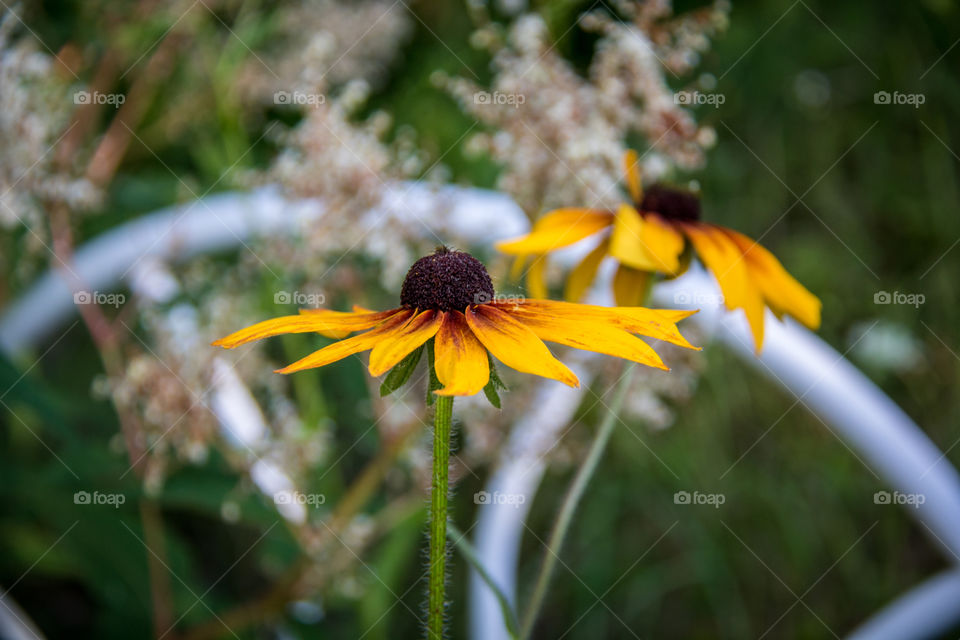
[519,362,638,640]
[447,521,520,639]
[428,394,453,640]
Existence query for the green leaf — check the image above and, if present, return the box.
[447,521,520,639]
[379,345,424,397]
[482,380,501,409]
[482,353,507,408]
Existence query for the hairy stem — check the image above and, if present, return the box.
[428,394,453,639]
[519,363,637,640]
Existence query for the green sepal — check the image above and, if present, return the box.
[379,345,424,397]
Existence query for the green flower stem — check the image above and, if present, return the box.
[519,362,638,640]
[428,394,454,640]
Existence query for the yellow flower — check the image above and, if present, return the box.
[213,248,698,396]
[497,150,822,352]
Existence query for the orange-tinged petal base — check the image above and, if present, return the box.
[434,311,490,396]
[465,304,579,387]
[368,309,443,376]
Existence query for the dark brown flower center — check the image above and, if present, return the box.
[400,247,495,311]
[639,184,701,222]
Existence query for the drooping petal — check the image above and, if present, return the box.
[496,208,614,255]
[612,263,651,307]
[564,237,610,302]
[722,228,822,330]
[213,308,401,348]
[512,307,668,370]
[275,310,413,374]
[434,311,490,396]
[623,149,643,205]
[504,299,699,350]
[465,305,579,387]
[610,204,660,271]
[526,254,549,299]
[368,310,444,376]
[509,254,529,281]
[683,223,766,351]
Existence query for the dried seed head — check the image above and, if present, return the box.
[640,185,701,222]
[400,247,495,311]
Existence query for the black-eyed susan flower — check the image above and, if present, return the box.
[212,246,697,639]
[212,247,699,396]
[496,150,822,352]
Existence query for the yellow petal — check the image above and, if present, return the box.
[434,311,490,396]
[723,228,822,330]
[465,305,579,387]
[506,299,699,350]
[213,308,400,348]
[610,204,658,271]
[513,307,667,370]
[640,214,685,274]
[275,310,413,374]
[623,149,643,205]
[564,237,609,302]
[610,205,684,274]
[509,254,529,281]
[368,310,444,376]
[496,208,613,255]
[526,254,548,299]
[612,263,651,307]
[684,223,766,351]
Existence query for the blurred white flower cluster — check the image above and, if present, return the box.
[0,10,100,270]
[442,0,728,216]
